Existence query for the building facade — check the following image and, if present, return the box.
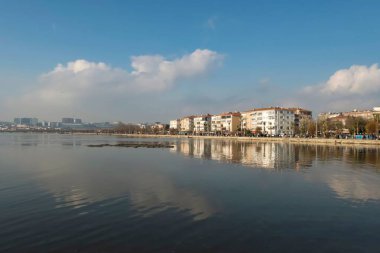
[250,107,295,136]
[211,112,241,134]
[342,109,374,120]
[289,108,312,128]
[169,119,180,130]
[240,110,255,132]
[180,116,195,134]
[193,114,212,134]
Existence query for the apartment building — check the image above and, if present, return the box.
[211,112,241,134]
[342,109,374,120]
[250,107,295,136]
[180,116,195,134]
[289,108,312,128]
[193,114,212,134]
[374,107,380,119]
[318,112,341,120]
[240,110,255,131]
[169,119,180,129]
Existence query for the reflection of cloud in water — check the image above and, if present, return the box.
[127,175,214,220]
[33,152,215,220]
[53,187,90,209]
[321,171,380,201]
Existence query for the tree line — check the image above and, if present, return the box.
[294,116,378,138]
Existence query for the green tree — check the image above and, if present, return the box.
[244,129,252,136]
[345,116,367,135]
[328,120,344,135]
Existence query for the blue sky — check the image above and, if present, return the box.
[1,0,380,122]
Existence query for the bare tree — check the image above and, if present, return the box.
[366,120,377,135]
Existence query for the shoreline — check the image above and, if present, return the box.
[111,134,380,147]
[2,131,380,147]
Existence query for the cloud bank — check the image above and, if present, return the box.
[4,49,223,121]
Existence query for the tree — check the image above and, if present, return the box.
[345,117,356,135]
[169,128,178,135]
[307,120,316,137]
[328,120,344,135]
[255,126,262,136]
[345,116,367,135]
[299,118,308,136]
[114,123,140,134]
[244,129,252,136]
[365,120,377,135]
[317,119,329,137]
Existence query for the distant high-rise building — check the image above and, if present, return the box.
[62,118,75,124]
[74,118,82,124]
[50,122,62,128]
[14,117,38,126]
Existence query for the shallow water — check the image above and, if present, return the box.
[1,133,380,252]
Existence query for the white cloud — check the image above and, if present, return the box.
[4,49,223,120]
[295,64,380,112]
[40,48,222,94]
[321,64,380,95]
[305,64,380,95]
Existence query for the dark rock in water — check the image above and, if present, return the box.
[87,143,174,148]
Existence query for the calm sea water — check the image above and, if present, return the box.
[1,133,380,253]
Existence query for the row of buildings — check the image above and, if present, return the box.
[2,117,117,131]
[13,117,84,129]
[318,107,380,126]
[170,107,312,136]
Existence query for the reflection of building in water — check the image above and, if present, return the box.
[193,139,204,158]
[294,145,316,169]
[210,140,242,162]
[172,139,314,170]
[179,140,192,156]
[340,146,380,169]
[241,142,299,169]
[240,143,276,168]
[172,139,379,172]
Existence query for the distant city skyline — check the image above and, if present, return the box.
[1,1,380,122]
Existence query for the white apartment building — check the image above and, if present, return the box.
[211,112,241,134]
[250,107,295,136]
[169,119,180,129]
[193,114,212,134]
